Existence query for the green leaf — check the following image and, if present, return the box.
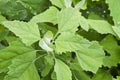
[2,21,40,46]
[100,35,120,67]
[4,51,40,80]
[55,32,91,53]
[88,19,116,35]
[57,8,81,33]
[106,0,120,27]
[54,59,72,80]
[30,7,59,24]
[50,0,72,8]
[0,40,34,73]
[76,41,104,73]
[92,69,112,80]
[70,63,91,80]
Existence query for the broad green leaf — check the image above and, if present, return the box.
[106,0,120,27]
[70,63,91,80]
[112,26,120,38]
[54,59,72,80]
[55,32,91,53]
[88,19,116,35]
[100,35,120,67]
[92,69,112,80]
[76,41,104,73]
[4,51,40,80]
[58,8,81,33]
[2,21,40,46]
[30,7,59,24]
[0,40,34,73]
[50,0,72,8]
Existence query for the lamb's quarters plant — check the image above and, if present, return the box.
[0,0,120,80]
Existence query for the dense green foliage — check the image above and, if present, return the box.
[0,0,120,80]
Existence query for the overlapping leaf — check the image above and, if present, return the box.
[100,35,120,67]
[88,19,116,35]
[54,59,72,80]
[76,41,104,73]
[55,32,105,73]
[70,63,91,80]
[2,21,40,46]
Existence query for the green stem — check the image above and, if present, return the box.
[33,54,47,62]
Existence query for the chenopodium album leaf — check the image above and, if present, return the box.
[2,21,40,46]
[55,32,105,73]
[0,40,40,80]
[0,40,33,73]
[76,41,105,73]
[57,7,82,33]
[30,6,59,24]
[88,19,116,35]
[4,51,40,80]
